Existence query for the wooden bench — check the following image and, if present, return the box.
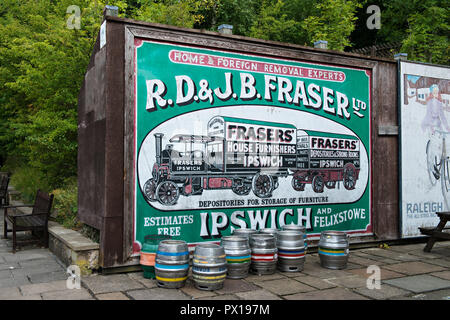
[0,174,10,207]
[3,190,54,253]
[419,211,450,252]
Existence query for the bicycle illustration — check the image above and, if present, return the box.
[426,130,450,210]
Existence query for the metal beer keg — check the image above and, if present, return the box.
[249,234,278,275]
[221,236,251,279]
[259,228,279,240]
[192,243,227,290]
[276,230,305,272]
[155,240,190,289]
[318,231,349,269]
[233,228,257,239]
[282,224,308,250]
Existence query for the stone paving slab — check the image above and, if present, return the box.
[126,287,190,300]
[20,280,68,296]
[354,284,411,300]
[302,262,354,279]
[82,274,144,294]
[388,243,429,253]
[347,267,405,280]
[430,271,450,280]
[407,289,450,300]
[0,286,22,299]
[0,262,20,271]
[41,288,94,300]
[244,272,286,282]
[283,287,369,300]
[383,261,446,275]
[28,270,68,284]
[180,279,217,299]
[252,278,316,296]
[351,251,401,265]
[0,269,12,279]
[0,277,31,289]
[96,292,130,300]
[347,255,382,267]
[2,251,55,263]
[325,275,368,289]
[294,275,337,290]
[126,272,158,288]
[423,258,450,268]
[384,275,450,293]
[215,279,261,295]
[234,289,282,300]
[198,294,239,300]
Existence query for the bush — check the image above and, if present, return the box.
[4,162,52,203]
[51,177,82,230]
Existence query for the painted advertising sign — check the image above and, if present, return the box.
[133,39,372,252]
[400,61,450,237]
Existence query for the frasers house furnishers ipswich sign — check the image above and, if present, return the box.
[132,40,372,252]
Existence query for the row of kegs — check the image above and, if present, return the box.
[149,225,349,291]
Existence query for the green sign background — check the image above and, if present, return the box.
[133,40,371,251]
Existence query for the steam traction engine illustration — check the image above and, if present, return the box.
[141,116,361,205]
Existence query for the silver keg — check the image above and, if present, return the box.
[276,230,305,272]
[318,231,349,269]
[155,240,190,289]
[282,224,308,250]
[259,228,279,240]
[221,236,251,279]
[192,243,227,290]
[233,228,257,239]
[249,234,278,275]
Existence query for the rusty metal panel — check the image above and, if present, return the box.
[78,46,107,231]
[371,62,399,240]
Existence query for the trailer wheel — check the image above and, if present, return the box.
[156,181,180,205]
[292,177,305,191]
[343,164,357,190]
[232,179,251,196]
[312,175,324,193]
[252,173,274,198]
[143,178,157,202]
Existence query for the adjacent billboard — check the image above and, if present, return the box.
[132,39,372,252]
[400,61,450,237]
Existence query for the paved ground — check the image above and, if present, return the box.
[1,209,450,301]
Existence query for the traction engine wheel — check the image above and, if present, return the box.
[156,181,180,205]
[143,178,157,202]
[252,173,274,198]
[232,179,252,196]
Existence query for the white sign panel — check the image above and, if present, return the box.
[400,61,450,237]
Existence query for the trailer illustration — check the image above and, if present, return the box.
[291,130,360,193]
[141,116,361,205]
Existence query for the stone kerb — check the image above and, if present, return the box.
[48,221,99,275]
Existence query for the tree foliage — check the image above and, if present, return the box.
[400,5,449,65]
[302,0,362,51]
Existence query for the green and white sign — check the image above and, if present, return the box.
[132,39,372,252]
